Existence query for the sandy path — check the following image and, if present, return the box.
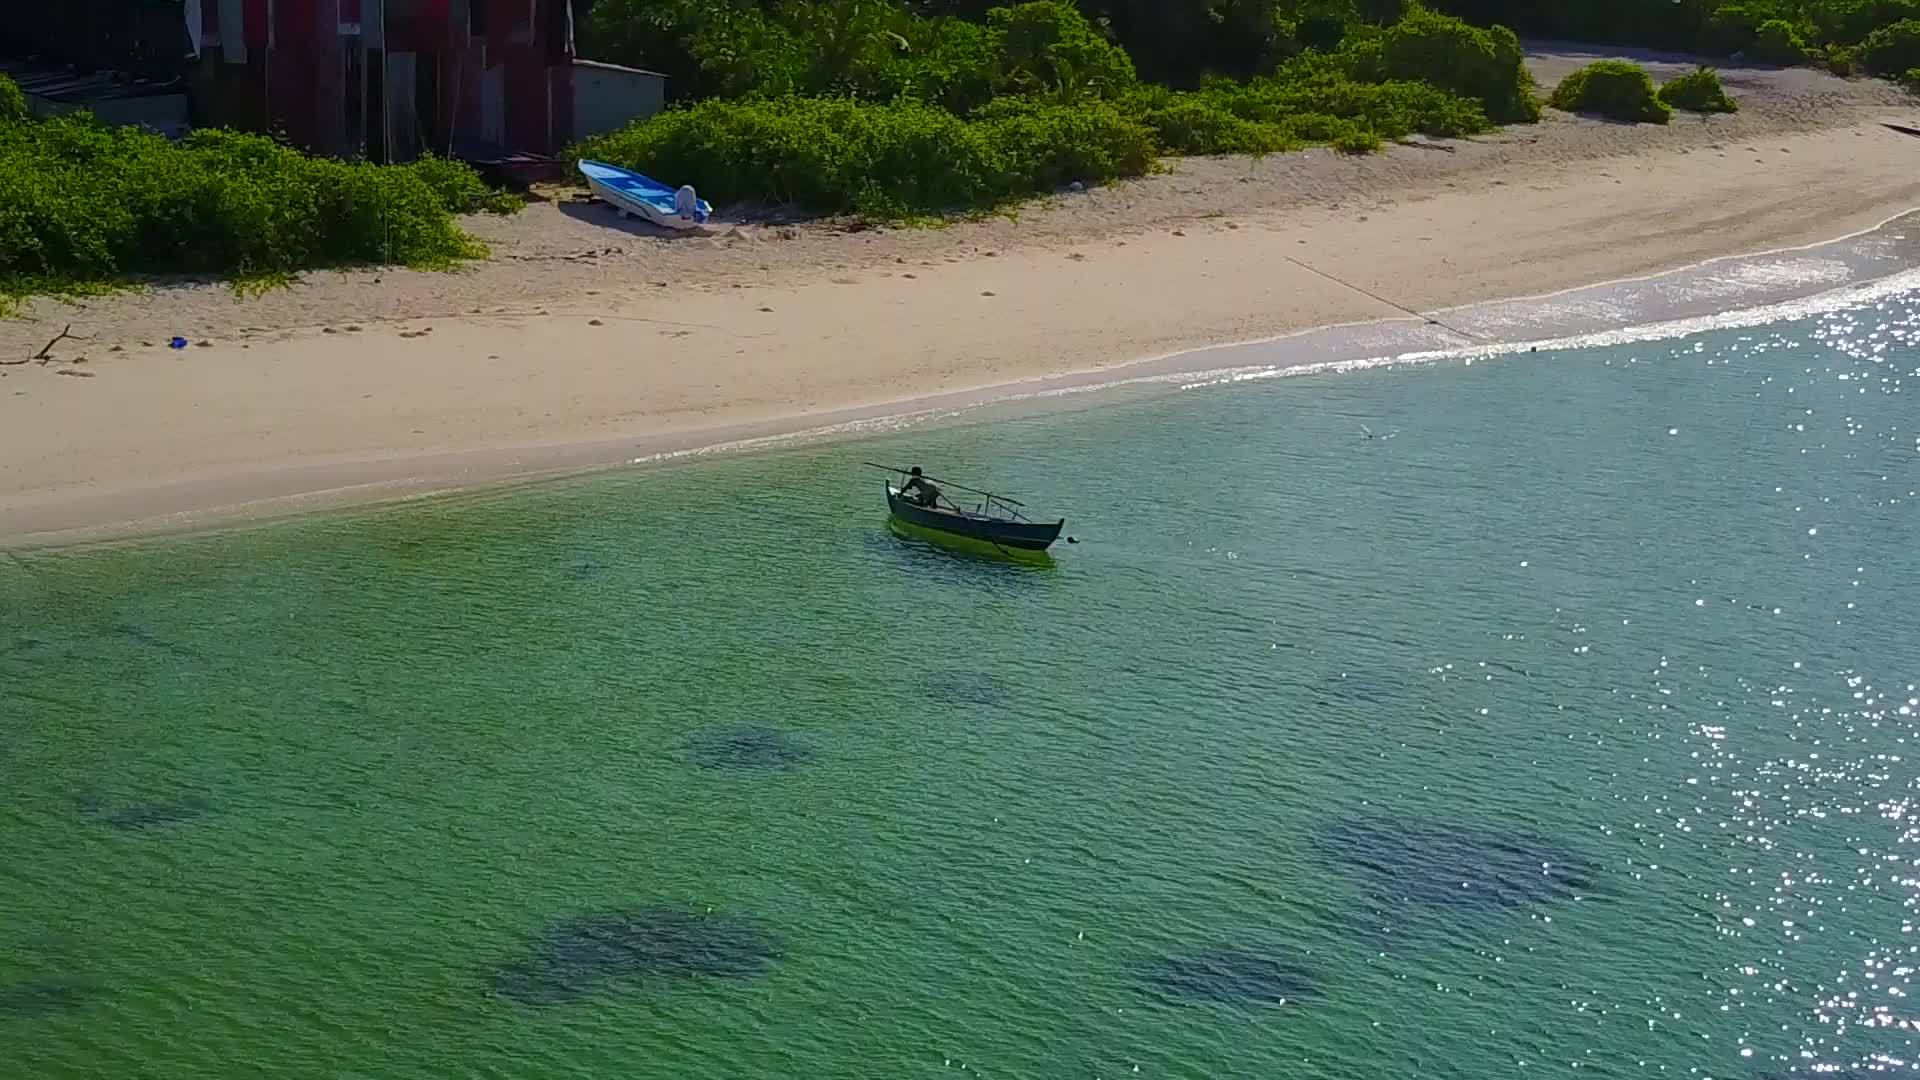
[3,52,1918,542]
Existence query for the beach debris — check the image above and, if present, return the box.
[588,319,604,326]
[14,323,92,365]
[759,306,775,313]
[491,907,782,1005]
[0,977,98,1018]
[54,368,95,378]
[1172,229,1187,237]
[1310,816,1608,915]
[109,344,123,352]
[683,724,815,771]
[346,325,362,332]
[1069,180,1085,192]
[902,273,917,279]
[195,340,211,348]
[1358,424,1399,441]
[322,327,338,334]
[981,290,996,297]
[1142,947,1316,1006]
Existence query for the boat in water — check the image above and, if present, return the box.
[869,463,1066,559]
[577,159,712,230]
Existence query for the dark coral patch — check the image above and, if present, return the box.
[1143,947,1317,1006]
[1312,817,1606,914]
[925,671,1014,707]
[492,907,782,1005]
[1315,669,1408,707]
[0,978,96,1018]
[74,793,212,832]
[683,725,815,771]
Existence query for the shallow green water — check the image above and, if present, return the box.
[3,296,1919,1080]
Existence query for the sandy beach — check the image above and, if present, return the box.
[3,48,1918,544]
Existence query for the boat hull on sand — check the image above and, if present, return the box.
[577,159,712,230]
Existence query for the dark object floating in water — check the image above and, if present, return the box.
[491,907,782,1005]
[867,463,1066,560]
[0,978,95,1018]
[74,793,212,831]
[683,724,816,771]
[1143,947,1317,1005]
[1313,817,1606,913]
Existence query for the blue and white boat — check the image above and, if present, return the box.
[577,159,712,230]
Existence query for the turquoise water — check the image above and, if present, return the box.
[3,292,1919,1080]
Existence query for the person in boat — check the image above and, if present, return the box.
[902,467,942,508]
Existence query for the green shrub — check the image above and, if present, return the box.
[1811,0,1920,45]
[0,113,509,304]
[1905,65,1920,90]
[1131,96,1299,155]
[0,74,26,124]
[1748,19,1810,65]
[1861,18,1920,73]
[989,1,1137,102]
[1548,59,1672,123]
[408,155,524,214]
[573,95,1153,217]
[1703,3,1767,55]
[1657,66,1738,112]
[1815,43,1864,74]
[1358,7,1540,123]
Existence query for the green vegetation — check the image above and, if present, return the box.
[0,74,25,124]
[1428,0,1920,83]
[1547,60,1673,123]
[0,75,517,311]
[576,1,1532,217]
[578,95,1154,216]
[1861,18,1920,72]
[1749,17,1812,62]
[1658,65,1739,111]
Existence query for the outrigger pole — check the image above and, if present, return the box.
[862,463,1026,508]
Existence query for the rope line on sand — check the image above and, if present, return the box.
[1283,255,1483,342]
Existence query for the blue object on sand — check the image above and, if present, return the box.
[578,160,712,230]
[168,337,188,349]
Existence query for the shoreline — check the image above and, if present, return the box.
[4,50,1920,548]
[6,207,1919,551]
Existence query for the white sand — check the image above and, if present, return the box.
[3,52,1918,542]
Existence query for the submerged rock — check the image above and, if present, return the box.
[683,725,815,771]
[1143,947,1317,1006]
[492,907,782,1005]
[1312,817,1606,914]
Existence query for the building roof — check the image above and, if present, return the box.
[570,58,669,80]
[1,61,187,103]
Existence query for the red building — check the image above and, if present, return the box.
[6,0,663,162]
[194,0,572,160]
